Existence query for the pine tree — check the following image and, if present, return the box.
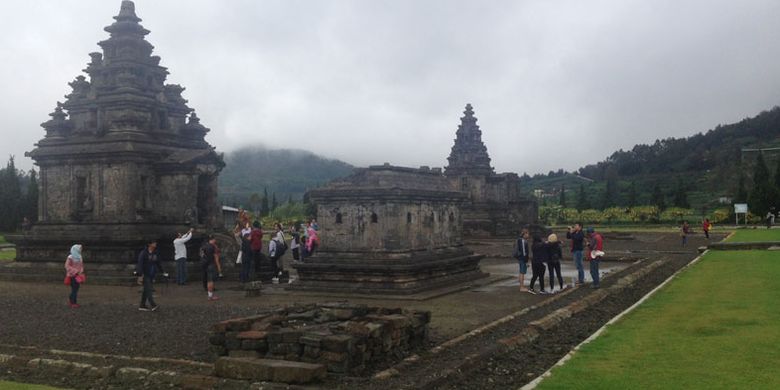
[559,184,566,208]
[748,152,774,215]
[601,167,618,209]
[736,173,747,203]
[627,181,637,208]
[576,184,589,211]
[673,177,689,208]
[25,169,39,222]
[0,156,22,231]
[271,192,278,211]
[287,195,293,204]
[651,183,666,210]
[260,188,270,216]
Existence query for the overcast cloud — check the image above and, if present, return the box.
[2,0,780,175]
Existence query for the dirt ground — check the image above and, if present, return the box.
[0,231,720,388]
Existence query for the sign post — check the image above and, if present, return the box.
[734,203,748,225]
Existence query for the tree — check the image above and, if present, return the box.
[24,169,39,222]
[287,195,293,204]
[774,158,780,191]
[576,184,589,211]
[736,173,747,203]
[248,192,261,213]
[0,156,22,231]
[627,181,637,208]
[271,192,278,211]
[559,184,566,208]
[601,166,618,209]
[673,177,689,208]
[748,152,775,216]
[651,183,666,210]
[260,188,270,216]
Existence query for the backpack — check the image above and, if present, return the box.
[512,239,521,259]
[199,242,212,268]
[276,239,288,257]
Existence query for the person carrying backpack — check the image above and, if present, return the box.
[268,223,287,281]
[513,229,530,292]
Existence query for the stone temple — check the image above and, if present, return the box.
[292,165,486,294]
[10,1,223,266]
[444,104,538,237]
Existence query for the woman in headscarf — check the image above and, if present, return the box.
[65,244,85,308]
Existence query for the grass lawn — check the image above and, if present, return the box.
[0,381,64,390]
[536,249,780,390]
[725,228,780,242]
[0,249,16,261]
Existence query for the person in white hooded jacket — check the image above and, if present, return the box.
[173,228,193,285]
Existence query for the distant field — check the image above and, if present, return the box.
[536,248,780,389]
[0,381,63,390]
[726,229,780,242]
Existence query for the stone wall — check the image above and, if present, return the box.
[209,303,430,375]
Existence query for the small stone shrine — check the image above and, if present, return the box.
[444,104,539,237]
[10,1,223,265]
[292,165,486,294]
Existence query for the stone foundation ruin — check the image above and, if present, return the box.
[292,165,486,294]
[209,303,430,381]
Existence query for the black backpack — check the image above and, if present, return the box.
[199,242,212,268]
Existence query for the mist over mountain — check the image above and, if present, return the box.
[218,145,354,206]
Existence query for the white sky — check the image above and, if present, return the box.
[1,0,779,174]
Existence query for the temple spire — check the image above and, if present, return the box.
[445,103,494,176]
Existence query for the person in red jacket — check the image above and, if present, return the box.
[586,227,604,288]
[702,218,712,240]
[250,221,264,277]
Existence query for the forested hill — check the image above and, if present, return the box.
[576,106,780,180]
[218,146,354,206]
[523,106,780,212]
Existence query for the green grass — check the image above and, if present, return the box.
[0,249,16,261]
[537,250,780,390]
[726,229,780,242]
[0,381,64,390]
[0,234,7,244]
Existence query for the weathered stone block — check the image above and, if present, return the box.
[242,339,269,351]
[238,331,268,340]
[229,350,260,359]
[321,334,354,353]
[215,357,326,384]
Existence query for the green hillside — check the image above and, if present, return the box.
[218,146,354,207]
[524,106,780,214]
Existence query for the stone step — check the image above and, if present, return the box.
[214,357,326,384]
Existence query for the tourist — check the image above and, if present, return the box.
[200,236,221,300]
[766,210,775,229]
[529,236,548,294]
[586,227,604,288]
[64,244,85,308]
[239,230,254,283]
[290,224,302,261]
[681,221,690,246]
[135,240,168,311]
[566,222,586,285]
[513,229,530,292]
[311,219,319,231]
[702,218,712,240]
[173,228,194,285]
[546,234,565,292]
[250,221,263,275]
[306,222,320,257]
[268,223,287,281]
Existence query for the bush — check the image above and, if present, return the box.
[660,207,694,223]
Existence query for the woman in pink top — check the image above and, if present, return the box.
[65,244,85,308]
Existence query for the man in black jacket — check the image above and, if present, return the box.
[135,240,167,311]
[514,229,531,292]
[566,223,585,285]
